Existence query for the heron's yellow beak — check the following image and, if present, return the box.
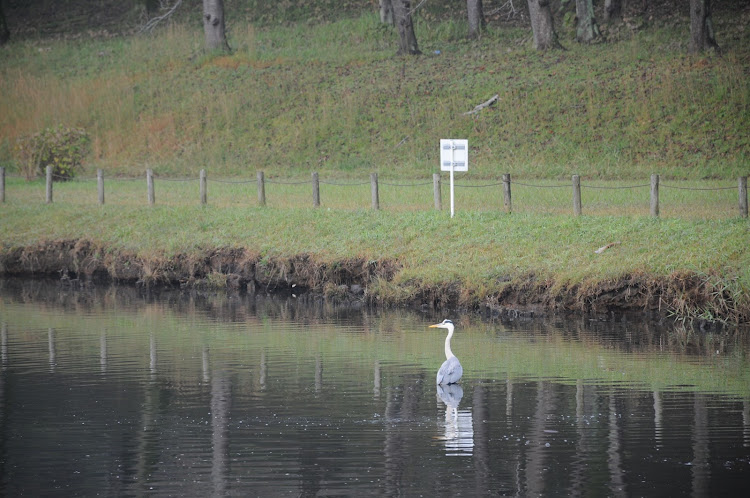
[429,324,440,328]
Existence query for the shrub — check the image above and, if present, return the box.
[14,125,90,181]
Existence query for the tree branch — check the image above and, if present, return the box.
[139,0,183,34]
[463,94,499,115]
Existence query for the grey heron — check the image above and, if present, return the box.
[429,319,463,385]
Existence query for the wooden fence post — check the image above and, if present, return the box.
[200,169,207,205]
[502,173,512,213]
[0,167,5,203]
[257,171,266,206]
[650,174,660,217]
[46,165,53,204]
[370,172,379,210]
[312,172,320,207]
[433,173,442,210]
[97,169,105,205]
[572,174,581,216]
[740,176,748,218]
[147,169,155,205]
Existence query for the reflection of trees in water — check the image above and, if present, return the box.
[383,373,424,496]
[48,327,56,373]
[459,377,741,496]
[496,311,749,357]
[522,381,554,496]
[1,322,7,368]
[472,384,490,493]
[691,393,710,497]
[0,324,5,488]
[654,389,664,448]
[210,372,231,497]
[608,394,626,497]
[4,277,747,359]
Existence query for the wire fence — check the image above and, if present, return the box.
[1,167,747,220]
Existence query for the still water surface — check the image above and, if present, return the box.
[1,279,749,496]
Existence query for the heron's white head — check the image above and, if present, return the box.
[429,319,454,331]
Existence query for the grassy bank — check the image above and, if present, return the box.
[1,192,748,323]
[1,8,749,179]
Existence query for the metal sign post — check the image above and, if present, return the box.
[439,139,468,218]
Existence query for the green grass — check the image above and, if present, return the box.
[1,9,748,179]
[1,177,748,322]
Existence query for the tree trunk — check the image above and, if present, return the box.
[604,0,622,23]
[467,0,485,39]
[380,0,394,25]
[689,0,719,53]
[202,0,230,52]
[392,0,421,55]
[575,0,600,43]
[0,1,10,46]
[527,0,561,50]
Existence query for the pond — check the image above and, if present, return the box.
[1,278,749,496]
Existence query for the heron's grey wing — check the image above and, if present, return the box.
[437,356,463,385]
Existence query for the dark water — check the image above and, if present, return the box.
[1,279,749,496]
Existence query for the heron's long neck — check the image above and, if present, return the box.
[444,327,455,360]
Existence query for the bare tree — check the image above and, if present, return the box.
[575,0,600,43]
[203,0,230,52]
[0,1,10,45]
[689,0,719,53]
[527,0,561,50]
[380,0,394,25]
[604,0,623,23]
[467,0,485,39]
[392,0,420,55]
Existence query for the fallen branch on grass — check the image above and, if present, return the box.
[463,94,499,115]
[594,242,621,254]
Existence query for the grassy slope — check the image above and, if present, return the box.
[0,4,748,179]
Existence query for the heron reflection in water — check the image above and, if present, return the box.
[436,383,474,456]
[429,319,463,385]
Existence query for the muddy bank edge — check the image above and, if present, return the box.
[0,239,746,324]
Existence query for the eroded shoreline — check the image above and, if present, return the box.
[1,239,746,325]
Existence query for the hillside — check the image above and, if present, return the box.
[0,0,748,180]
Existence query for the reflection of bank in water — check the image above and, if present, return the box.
[436,384,474,456]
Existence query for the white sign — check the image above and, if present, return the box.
[439,139,468,218]
[440,139,468,172]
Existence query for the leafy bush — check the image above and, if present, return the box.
[14,125,90,181]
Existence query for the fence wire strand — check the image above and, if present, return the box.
[582,183,650,190]
[266,179,311,185]
[381,181,433,187]
[513,181,570,188]
[320,180,370,186]
[455,181,505,188]
[662,184,737,191]
[209,178,257,185]
[158,177,195,182]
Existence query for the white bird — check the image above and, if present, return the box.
[429,319,463,385]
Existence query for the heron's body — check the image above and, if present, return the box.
[429,319,463,385]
